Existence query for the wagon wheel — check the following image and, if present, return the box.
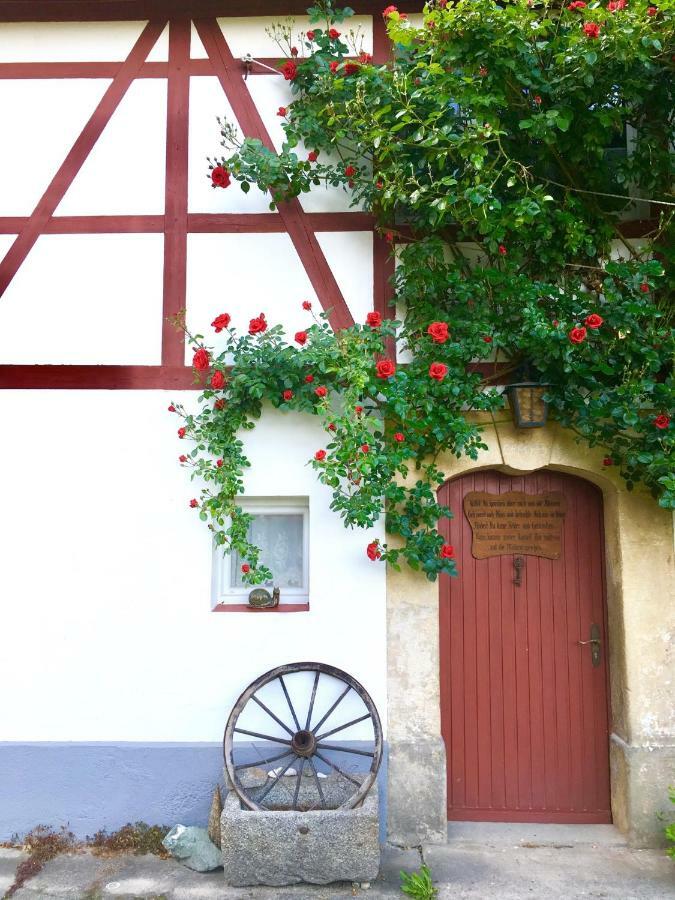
[224,662,382,812]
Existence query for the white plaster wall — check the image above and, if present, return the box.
[0,22,147,62]
[0,392,386,742]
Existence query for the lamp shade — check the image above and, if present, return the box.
[505,382,550,428]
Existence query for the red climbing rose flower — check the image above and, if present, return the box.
[302,300,312,310]
[305,374,315,383]
[295,330,308,345]
[583,22,601,38]
[429,362,448,381]
[603,457,613,466]
[647,5,657,13]
[189,499,199,508]
[427,322,449,343]
[306,30,315,40]
[216,459,223,468]
[344,62,360,76]
[569,326,587,344]
[376,359,396,379]
[210,370,225,390]
[394,432,404,442]
[211,166,230,188]
[277,106,287,116]
[193,348,210,370]
[178,427,186,438]
[248,313,267,335]
[241,564,250,573]
[640,282,650,293]
[179,454,188,463]
[498,244,507,255]
[281,60,298,80]
[328,423,337,431]
[385,232,394,243]
[584,313,603,329]
[568,1,587,8]
[361,444,370,453]
[376,181,383,190]
[214,399,225,410]
[329,28,341,38]
[355,406,364,414]
[211,313,231,333]
[440,544,455,559]
[383,5,398,17]
[654,415,670,430]
[168,404,176,412]
[315,385,328,398]
[315,449,327,461]
[367,541,381,560]
[329,61,339,73]
[345,165,356,177]
[483,336,493,343]
[366,311,382,328]
[307,150,318,162]
[290,46,299,57]
[479,66,488,76]
[359,52,373,64]
[282,390,293,401]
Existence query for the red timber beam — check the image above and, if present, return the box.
[194,17,354,330]
[0,19,166,298]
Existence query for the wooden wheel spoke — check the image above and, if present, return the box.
[233,727,292,745]
[234,749,292,770]
[251,694,294,736]
[307,757,326,810]
[292,757,306,810]
[314,750,362,787]
[278,675,301,731]
[316,743,374,758]
[305,670,320,730]
[256,756,297,805]
[311,684,351,734]
[315,712,372,741]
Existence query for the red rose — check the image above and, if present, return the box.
[568,326,587,344]
[277,106,287,116]
[249,313,267,335]
[385,232,394,243]
[429,362,448,382]
[302,300,312,310]
[282,389,293,401]
[214,399,225,410]
[602,457,613,466]
[329,28,341,38]
[168,404,176,412]
[376,359,396,379]
[211,313,231,333]
[306,30,315,40]
[427,322,449,343]
[647,5,657,14]
[281,60,298,80]
[307,150,318,162]
[585,313,603,329]
[193,348,210,370]
[315,385,328,398]
[479,66,488,76]
[355,405,364,414]
[359,52,373,64]
[583,22,601,38]
[440,544,455,559]
[345,165,356,177]
[366,541,381,560]
[189,498,199,508]
[344,62,360,76]
[329,61,339,73]
[394,432,404,442]
[483,336,493,343]
[383,5,398,16]
[241,563,250,573]
[328,423,337,431]
[534,95,542,105]
[568,1,587,8]
[640,282,650,293]
[315,449,327,461]
[654,414,670,430]
[179,454,188,463]
[292,331,307,346]
[216,459,223,468]
[210,369,226,389]
[498,244,507,255]
[290,46,298,57]
[361,444,370,453]
[305,374,315,383]
[211,166,231,188]
[376,180,384,190]
[366,311,382,328]
[178,427,186,438]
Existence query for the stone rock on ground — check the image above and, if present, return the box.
[162,824,222,872]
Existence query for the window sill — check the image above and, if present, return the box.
[212,603,310,613]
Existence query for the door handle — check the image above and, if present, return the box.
[578,623,602,667]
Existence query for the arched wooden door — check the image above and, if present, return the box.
[439,470,612,823]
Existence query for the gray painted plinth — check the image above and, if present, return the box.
[221,779,380,886]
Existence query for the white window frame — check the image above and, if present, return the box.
[211,497,310,608]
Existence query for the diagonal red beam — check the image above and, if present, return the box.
[194,18,354,330]
[0,19,166,298]
[162,18,192,366]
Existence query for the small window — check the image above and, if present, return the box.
[212,498,309,610]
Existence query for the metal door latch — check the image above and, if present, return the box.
[513,556,524,586]
[578,623,602,667]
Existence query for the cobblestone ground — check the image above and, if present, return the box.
[1,826,673,899]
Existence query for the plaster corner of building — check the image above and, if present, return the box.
[387,736,447,847]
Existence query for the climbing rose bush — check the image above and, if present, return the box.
[175,0,673,584]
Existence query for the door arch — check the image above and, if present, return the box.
[439,468,612,823]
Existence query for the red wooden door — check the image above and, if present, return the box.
[439,470,612,823]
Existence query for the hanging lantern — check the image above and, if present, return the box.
[505,382,550,428]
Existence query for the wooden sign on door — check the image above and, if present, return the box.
[463,491,567,559]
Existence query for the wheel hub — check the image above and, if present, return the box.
[291,729,316,757]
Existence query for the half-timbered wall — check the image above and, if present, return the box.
[0,13,392,837]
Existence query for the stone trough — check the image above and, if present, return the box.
[221,769,380,886]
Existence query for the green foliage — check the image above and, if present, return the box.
[400,863,438,899]
[666,787,675,859]
[189,0,674,581]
